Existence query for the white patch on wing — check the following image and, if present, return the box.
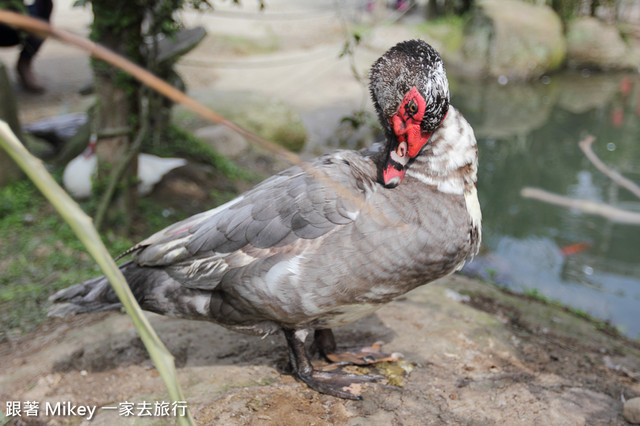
[152,238,190,263]
[464,186,482,231]
[224,250,257,269]
[191,294,211,315]
[464,185,482,257]
[184,256,228,280]
[344,210,360,220]
[265,256,302,294]
[287,254,304,276]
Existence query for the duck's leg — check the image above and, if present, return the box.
[283,328,380,400]
[311,329,402,365]
[310,328,336,355]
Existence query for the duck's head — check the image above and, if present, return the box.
[370,40,450,188]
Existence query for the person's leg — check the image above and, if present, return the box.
[16,0,53,92]
[0,24,22,47]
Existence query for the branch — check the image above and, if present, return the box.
[0,121,195,426]
[521,187,640,225]
[93,99,149,231]
[579,135,640,200]
[0,10,301,166]
[0,10,398,229]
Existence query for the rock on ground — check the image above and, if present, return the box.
[566,17,640,71]
[194,125,250,159]
[460,0,566,80]
[174,89,307,153]
[625,397,640,424]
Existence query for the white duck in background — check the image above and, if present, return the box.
[62,138,187,199]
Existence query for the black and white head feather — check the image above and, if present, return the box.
[369,40,450,135]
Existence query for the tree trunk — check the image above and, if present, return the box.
[0,60,24,185]
[90,0,144,231]
[93,75,139,228]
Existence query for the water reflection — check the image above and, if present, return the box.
[452,71,640,338]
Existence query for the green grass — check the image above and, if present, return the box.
[0,176,220,337]
[523,287,550,303]
[0,179,193,336]
[0,125,256,337]
[0,179,101,335]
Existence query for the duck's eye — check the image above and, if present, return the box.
[407,99,418,116]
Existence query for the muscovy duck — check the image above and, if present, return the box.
[62,137,187,199]
[48,40,481,400]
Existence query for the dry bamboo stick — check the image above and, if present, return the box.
[579,135,640,200]
[521,187,640,225]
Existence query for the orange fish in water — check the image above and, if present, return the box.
[620,77,633,97]
[560,242,591,256]
[611,107,624,128]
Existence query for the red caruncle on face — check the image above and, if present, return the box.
[390,87,430,158]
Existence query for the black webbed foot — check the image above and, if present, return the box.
[283,328,382,400]
[296,368,381,400]
[311,329,402,365]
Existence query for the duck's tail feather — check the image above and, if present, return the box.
[47,261,137,317]
[48,260,214,320]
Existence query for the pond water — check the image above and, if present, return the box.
[449,71,640,339]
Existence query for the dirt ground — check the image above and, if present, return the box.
[1,276,639,425]
[1,1,640,425]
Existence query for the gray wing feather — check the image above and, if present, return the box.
[251,215,292,248]
[129,152,377,290]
